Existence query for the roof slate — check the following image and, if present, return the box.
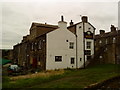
[95,30,120,39]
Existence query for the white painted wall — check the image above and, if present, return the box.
[46,19,95,70]
[76,22,95,68]
[46,21,76,70]
[76,23,84,68]
[84,23,95,61]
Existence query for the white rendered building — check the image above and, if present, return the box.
[68,16,95,68]
[46,16,95,70]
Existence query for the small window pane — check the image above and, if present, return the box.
[39,40,42,49]
[80,58,82,61]
[106,39,108,44]
[55,56,62,62]
[31,43,34,50]
[86,42,91,49]
[99,40,102,44]
[87,56,91,60]
[69,42,74,49]
[71,58,74,64]
[85,50,91,55]
[113,37,116,43]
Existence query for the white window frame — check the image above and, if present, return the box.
[71,57,75,64]
[69,42,74,49]
[86,41,91,49]
[55,56,62,62]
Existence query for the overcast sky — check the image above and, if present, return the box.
[1,0,119,49]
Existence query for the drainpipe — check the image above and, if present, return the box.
[76,34,78,68]
[83,22,85,69]
[116,27,118,64]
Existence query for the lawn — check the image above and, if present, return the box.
[2,64,120,88]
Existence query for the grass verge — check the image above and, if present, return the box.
[2,64,120,88]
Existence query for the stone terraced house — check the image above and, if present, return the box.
[94,25,120,64]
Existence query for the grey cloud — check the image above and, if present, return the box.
[1,2,118,49]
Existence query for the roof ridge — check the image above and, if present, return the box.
[32,22,58,27]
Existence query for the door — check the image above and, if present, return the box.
[32,58,37,68]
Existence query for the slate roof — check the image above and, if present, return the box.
[30,22,59,36]
[95,30,120,39]
[67,22,96,30]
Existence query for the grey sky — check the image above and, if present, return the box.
[1,0,119,49]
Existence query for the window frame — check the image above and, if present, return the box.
[69,42,74,49]
[85,50,91,55]
[86,41,91,49]
[71,57,75,64]
[87,55,91,60]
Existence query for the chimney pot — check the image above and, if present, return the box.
[81,16,88,23]
[100,30,105,34]
[111,25,116,32]
[70,20,74,26]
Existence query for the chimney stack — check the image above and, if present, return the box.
[58,15,67,29]
[100,30,105,34]
[110,25,116,32]
[70,20,74,26]
[81,16,88,23]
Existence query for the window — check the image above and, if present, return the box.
[99,40,102,44]
[113,37,116,43]
[99,56,102,59]
[34,42,37,51]
[106,39,108,44]
[69,42,74,49]
[86,42,91,49]
[80,58,82,61]
[71,57,75,64]
[38,40,42,49]
[85,50,91,55]
[79,26,81,28]
[88,27,91,30]
[55,56,62,62]
[105,48,108,51]
[87,56,91,60]
[66,40,68,42]
[31,43,34,50]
